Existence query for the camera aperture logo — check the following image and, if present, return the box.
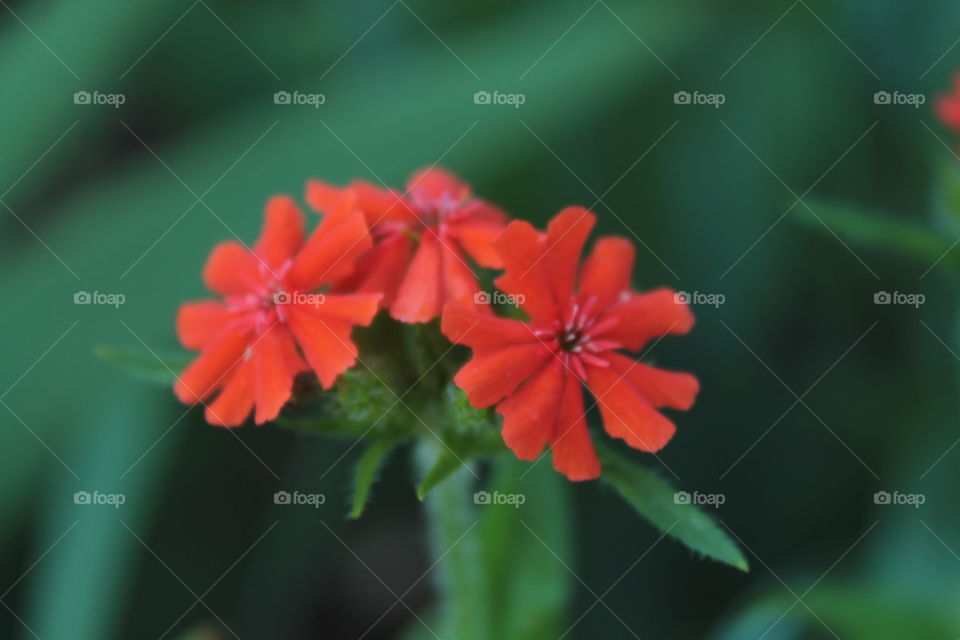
[74,490,126,508]
[74,90,125,108]
[273,291,326,307]
[873,91,925,108]
[74,291,126,308]
[474,290,525,306]
[873,290,924,308]
[873,490,924,508]
[274,90,326,108]
[473,90,525,109]
[674,490,725,509]
[474,490,526,508]
[674,290,724,308]
[674,90,725,108]
[273,490,326,508]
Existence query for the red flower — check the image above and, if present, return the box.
[174,194,381,426]
[936,72,960,131]
[305,167,507,323]
[441,208,699,480]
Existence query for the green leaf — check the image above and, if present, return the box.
[598,443,748,571]
[797,199,957,268]
[416,386,504,500]
[94,344,190,385]
[349,437,398,519]
[417,450,466,500]
[710,584,960,640]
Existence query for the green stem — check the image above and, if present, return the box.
[416,440,491,640]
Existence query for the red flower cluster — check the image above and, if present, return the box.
[175,168,698,480]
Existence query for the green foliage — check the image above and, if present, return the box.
[598,443,749,571]
[711,585,960,640]
[94,344,190,385]
[479,456,573,640]
[418,441,492,640]
[348,436,398,519]
[417,450,467,500]
[798,199,959,270]
[417,386,504,499]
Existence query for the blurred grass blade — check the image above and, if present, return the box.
[798,200,957,268]
[94,344,189,385]
[598,443,748,571]
[348,436,397,519]
[22,391,183,640]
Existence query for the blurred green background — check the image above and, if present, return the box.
[3,0,960,638]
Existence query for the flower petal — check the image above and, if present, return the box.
[453,343,553,408]
[391,232,443,323]
[598,288,694,352]
[202,242,262,297]
[545,207,595,304]
[286,304,358,389]
[314,293,382,325]
[586,363,676,452]
[550,372,600,481]
[578,236,635,309]
[252,324,306,424]
[175,324,253,404]
[451,217,505,268]
[441,303,539,352]
[254,196,305,268]
[604,352,699,411]
[176,300,231,350]
[305,179,344,216]
[289,211,372,290]
[497,359,565,460]
[440,236,486,313]
[332,233,414,308]
[493,220,555,322]
[406,167,470,201]
[353,181,417,224]
[205,359,255,427]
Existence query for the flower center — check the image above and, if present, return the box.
[537,296,622,380]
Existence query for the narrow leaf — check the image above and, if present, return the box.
[94,345,190,385]
[797,199,957,267]
[349,437,397,519]
[417,451,466,500]
[598,444,748,571]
